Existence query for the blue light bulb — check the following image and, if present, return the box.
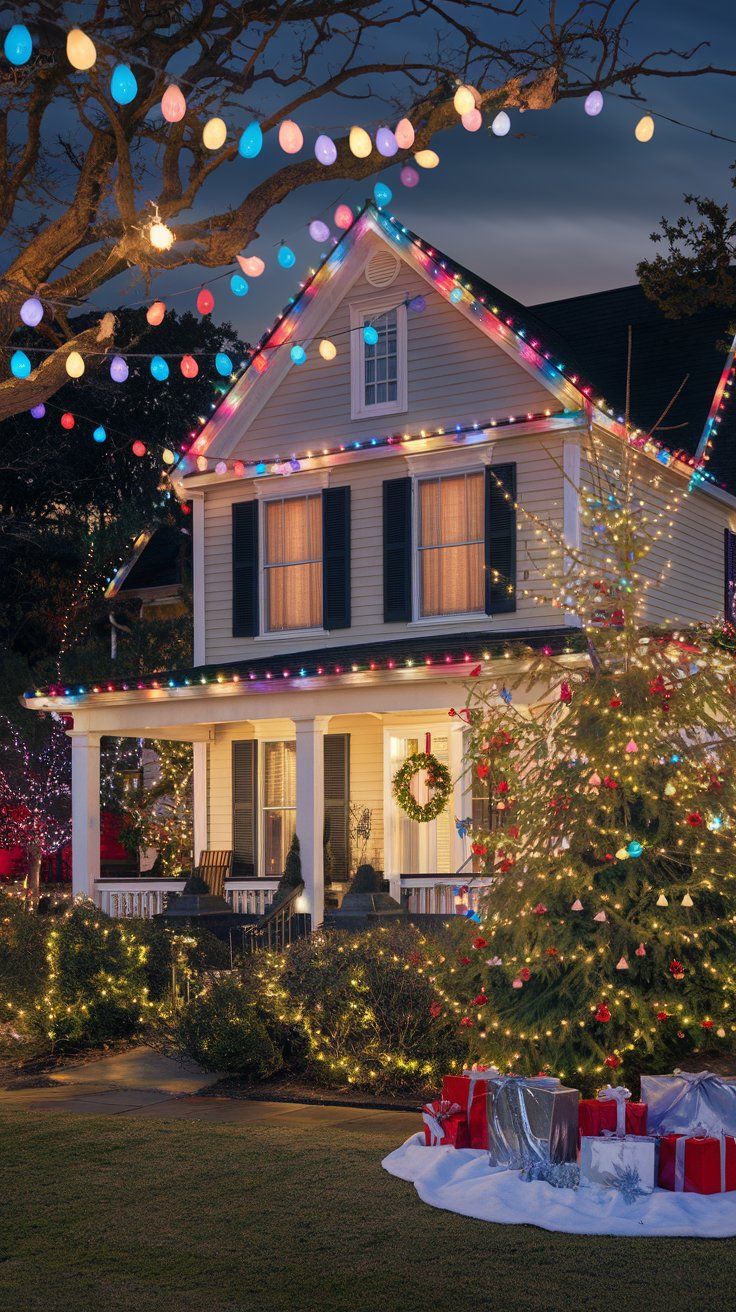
[290,345,306,365]
[363,324,379,346]
[278,245,296,269]
[230,274,248,296]
[373,182,392,208]
[4,24,32,66]
[10,349,31,378]
[150,355,169,380]
[215,352,233,376]
[93,425,107,443]
[110,64,138,106]
[238,122,263,158]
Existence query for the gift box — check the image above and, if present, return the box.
[442,1066,500,1150]
[485,1075,579,1169]
[580,1134,659,1195]
[658,1132,736,1194]
[578,1085,648,1145]
[641,1070,736,1137]
[421,1098,470,1148]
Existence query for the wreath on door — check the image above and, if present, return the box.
[392,751,453,823]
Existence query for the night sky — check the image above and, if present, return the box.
[85,1,736,343]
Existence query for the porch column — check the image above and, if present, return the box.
[294,715,329,927]
[69,731,101,901]
[192,740,208,862]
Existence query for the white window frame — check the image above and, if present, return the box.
[411,466,487,623]
[258,738,297,878]
[350,299,408,420]
[258,486,326,638]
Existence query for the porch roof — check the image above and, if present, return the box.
[24,626,587,710]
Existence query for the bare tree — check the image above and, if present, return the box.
[1,0,734,420]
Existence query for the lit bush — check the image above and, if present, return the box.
[177,976,283,1076]
[0,889,48,1008]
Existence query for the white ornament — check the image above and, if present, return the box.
[656,893,669,907]
[681,892,694,908]
[615,956,629,971]
[571,898,584,912]
[593,910,608,923]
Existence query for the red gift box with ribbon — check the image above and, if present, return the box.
[441,1066,500,1150]
[658,1131,736,1194]
[578,1085,648,1146]
[422,1099,470,1148]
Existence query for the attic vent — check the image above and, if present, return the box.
[365,249,400,288]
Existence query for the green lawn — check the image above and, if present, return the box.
[2,1110,735,1312]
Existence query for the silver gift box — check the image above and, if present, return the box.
[486,1076,579,1169]
[580,1134,659,1193]
[641,1071,736,1137]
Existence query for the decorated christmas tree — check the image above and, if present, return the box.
[432,431,736,1089]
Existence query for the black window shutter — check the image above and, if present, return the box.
[322,487,351,630]
[232,500,259,637]
[232,741,258,877]
[323,734,350,882]
[485,462,517,614]
[383,477,412,622]
[725,528,736,624]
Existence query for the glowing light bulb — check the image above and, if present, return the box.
[215,352,233,376]
[180,354,198,378]
[20,296,43,327]
[4,24,32,66]
[334,204,353,230]
[65,350,84,378]
[277,244,296,269]
[363,324,379,346]
[462,108,482,132]
[400,165,419,188]
[290,345,306,365]
[278,119,303,153]
[491,111,511,136]
[196,288,214,314]
[202,117,227,150]
[375,126,398,157]
[230,274,248,296]
[238,122,263,158]
[61,413,75,430]
[584,90,603,116]
[149,220,174,251]
[146,300,166,326]
[162,448,175,465]
[414,149,439,168]
[132,439,146,457]
[373,182,392,207]
[453,85,476,116]
[635,114,655,142]
[161,85,186,123]
[237,254,264,277]
[349,125,372,158]
[10,350,31,378]
[93,425,107,443]
[395,118,414,149]
[110,64,138,106]
[150,355,169,381]
[30,404,45,419]
[66,28,96,71]
[110,355,128,382]
[309,219,330,243]
[319,339,337,361]
[314,134,337,165]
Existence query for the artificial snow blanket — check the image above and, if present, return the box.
[381,1134,736,1237]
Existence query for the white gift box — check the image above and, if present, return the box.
[641,1071,736,1137]
[580,1134,660,1194]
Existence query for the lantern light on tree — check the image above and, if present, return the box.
[20,297,43,327]
[180,354,199,378]
[278,119,303,153]
[202,117,227,150]
[66,27,97,71]
[415,149,439,168]
[453,85,477,115]
[196,288,214,314]
[492,111,511,136]
[237,254,264,277]
[161,85,186,122]
[349,126,372,158]
[314,134,337,165]
[230,274,248,296]
[375,126,398,156]
[4,24,32,65]
[635,114,655,142]
[148,220,175,251]
[585,90,604,115]
[61,412,75,430]
[110,64,138,106]
[65,350,85,378]
[110,355,128,382]
[10,350,31,378]
[373,182,392,207]
[277,245,296,269]
[395,117,415,148]
[146,300,166,326]
[238,122,263,158]
[400,165,419,187]
[93,425,107,443]
[334,204,353,230]
[309,219,330,243]
[30,403,45,418]
[150,355,169,380]
[132,439,147,457]
[462,108,483,131]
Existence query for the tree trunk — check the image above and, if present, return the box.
[26,844,42,901]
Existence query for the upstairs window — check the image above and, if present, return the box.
[264,494,322,631]
[418,471,484,616]
[350,301,407,419]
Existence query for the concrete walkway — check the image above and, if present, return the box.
[0,1045,416,1137]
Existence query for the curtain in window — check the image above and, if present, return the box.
[266,495,322,630]
[263,741,296,876]
[420,473,484,615]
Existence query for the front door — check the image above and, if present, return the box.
[388,733,452,875]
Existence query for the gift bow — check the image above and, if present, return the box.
[422,1100,462,1145]
[672,1069,720,1087]
[673,1125,729,1192]
[597,1084,632,1137]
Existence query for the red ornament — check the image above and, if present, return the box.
[603,776,618,789]
[609,696,622,708]
[594,1003,611,1023]
[469,664,481,677]
[132,439,146,457]
[656,1011,670,1022]
[532,903,547,915]
[460,1017,474,1028]
[669,959,685,980]
[473,937,488,950]
[429,1001,442,1018]
[196,287,214,315]
[471,842,488,857]
[498,858,515,873]
[686,811,703,827]
[496,780,509,795]
[476,761,489,779]
[701,1019,714,1030]
[545,947,558,957]
[61,412,75,429]
[604,1054,621,1069]
[472,993,488,1007]
[459,956,471,966]
[559,681,572,704]
[180,354,199,378]
[519,967,531,982]
[507,825,520,840]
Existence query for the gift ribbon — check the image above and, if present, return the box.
[597,1084,631,1138]
[673,1069,721,1088]
[422,1100,461,1146]
[461,1066,500,1124]
[672,1126,728,1192]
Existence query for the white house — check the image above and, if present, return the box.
[24,202,736,926]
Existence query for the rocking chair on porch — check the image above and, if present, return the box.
[193,850,233,899]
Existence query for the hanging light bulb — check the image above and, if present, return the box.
[61,413,75,430]
[10,350,31,379]
[150,355,169,381]
[146,300,166,326]
[162,448,176,465]
[65,350,85,378]
[308,219,330,243]
[202,117,227,150]
[462,108,482,132]
[414,149,439,168]
[615,956,629,971]
[161,85,186,123]
[277,244,296,269]
[278,119,303,153]
[149,219,175,251]
[584,90,604,116]
[110,355,128,383]
[196,288,214,314]
[681,892,694,908]
[290,345,306,365]
[491,111,511,136]
[93,425,107,443]
[180,354,199,378]
[20,296,43,327]
[238,122,263,159]
[453,85,476,116]
[349,125,372,158]
[363,324,379,346]
[373,182,392,207]
[635,114,655,142]
[30,404,45,419]
[319,339,337,361]
[375,126,398,157]
[314,134,337,165]
[132,440,147,457]
[395,118,415,149]
[4,25,32,66]
[230,274,248,296]
[400,165,419,188]
[110,64,138,106]
[237,254,265,277]
[334,204,353,230]
[66,28,96,71]
[215,352,233,376]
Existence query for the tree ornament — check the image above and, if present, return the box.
[560,681,572,703]
[373,181,392,207]
[625,739,638,753]
[681,892,694,908]
[161,85,186,123]
[664,781,676,797]
[532,903,547,915]
[395,117,415,148]
[462,108,483,131]
[238,121,263,158]
[571,898,584,911]
[635,942,647,956]
[110,64,138,106]
[278,119,303,153]
[392,752,452,823]
[593,910,608,922]
[146,300,166,326]
[604,1053,621,1069]
[512,977,524,989]
[519,967,531,982]
[309,219,330,243]
[61,412,75,430]
[334,204,353,230]
[453,85,477,116]
[349,125,372,158]
[718,1028,726,1038]
[400,165,419,188]
[615,956,629,971]
[415,149,439,168]
[656,893,669,907]
[594,1003,611,1023]
[65,350,84,378]
[615,847,629,860]
[203,117,227,150]
[588,772,601,789]
[10,350,31,378]
[669,958,685,980]
[149,220,174,250]
[66,28,97,71]
[20,296,43,327]
[491,111,511,136]
[609,695,622,707]
[584,90,604,116]
[4,24,32,65]
[656,1010,670,1022]
[196,288,214,315]
[635,114,655,143]
[627,841,643,857]
[686,811,703,827]
[110,355,128,382]
[314,134,337,165]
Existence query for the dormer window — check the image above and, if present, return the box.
[350,299,407,419]
[264,494,322,631]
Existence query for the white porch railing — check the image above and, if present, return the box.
[398,876,494,916]
[94,876,280,919]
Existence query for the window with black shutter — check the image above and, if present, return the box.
[383,476,412,621]
[232,500,259,637]
[232,741,258,876]
[485,462,517,614]
[725,528,736,624]
[322,487,351,629]
[323,734,350,882]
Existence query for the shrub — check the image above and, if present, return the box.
[349,864,382,894]
[0,889,48,1007]
[274,923,465,1091]
[177,976,282,1076]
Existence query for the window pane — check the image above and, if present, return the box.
[421,542,484,615]
[420,474,483,548]
[364,308,398,408]
[263,741,297,875]
[266,496,322,630]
